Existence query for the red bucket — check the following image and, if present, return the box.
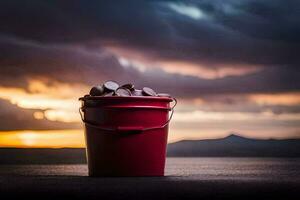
[79,96,176,177]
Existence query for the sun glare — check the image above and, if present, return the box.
[19,132,38,146]
[0,130,85,148]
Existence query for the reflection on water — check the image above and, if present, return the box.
[1,158,299,181]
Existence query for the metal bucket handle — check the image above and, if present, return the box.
[79,98,177,133]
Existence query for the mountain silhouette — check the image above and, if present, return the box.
[1,134,300,164]
[167,133,300,157]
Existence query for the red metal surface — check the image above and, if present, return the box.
[80,96,174,177]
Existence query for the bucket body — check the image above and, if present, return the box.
[80,96,174,177]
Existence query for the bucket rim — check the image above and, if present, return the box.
[79,96,173,102]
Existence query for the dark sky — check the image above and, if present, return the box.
[0,0,299,93]
[0,0,299,140]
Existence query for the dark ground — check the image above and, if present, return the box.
[0,175,299,200]
[0,157,299,200]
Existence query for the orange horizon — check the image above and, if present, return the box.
[0,129,300,148]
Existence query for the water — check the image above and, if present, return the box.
[1,157,299,182]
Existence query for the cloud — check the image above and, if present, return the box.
[0,99,79,130]
[0,0,298,70]
[0,33,299,99]
[212,0,300,43]
[173,110,300,122]
[166,2,207,20]
[249,92,300,106]
[0,35,128,87]
[154,60,261,79]
[0,0,299,135]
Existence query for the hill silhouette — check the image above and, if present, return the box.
[167,134,300,157]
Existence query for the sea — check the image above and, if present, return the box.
[1,157,300,182]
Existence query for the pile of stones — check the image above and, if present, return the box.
[87,81,170,97]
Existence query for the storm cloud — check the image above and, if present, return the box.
[0,0,299,133]
[0,0,299,93]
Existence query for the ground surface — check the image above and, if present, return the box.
[0,158,299,199]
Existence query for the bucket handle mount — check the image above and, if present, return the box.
[79,98,177,133]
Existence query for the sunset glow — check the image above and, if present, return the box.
[0,0,299,148]
[1,126,299,148]
[158,61,262,79]
[0,78,300,147]
[249,92,300,106]
[0,130,84,148]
